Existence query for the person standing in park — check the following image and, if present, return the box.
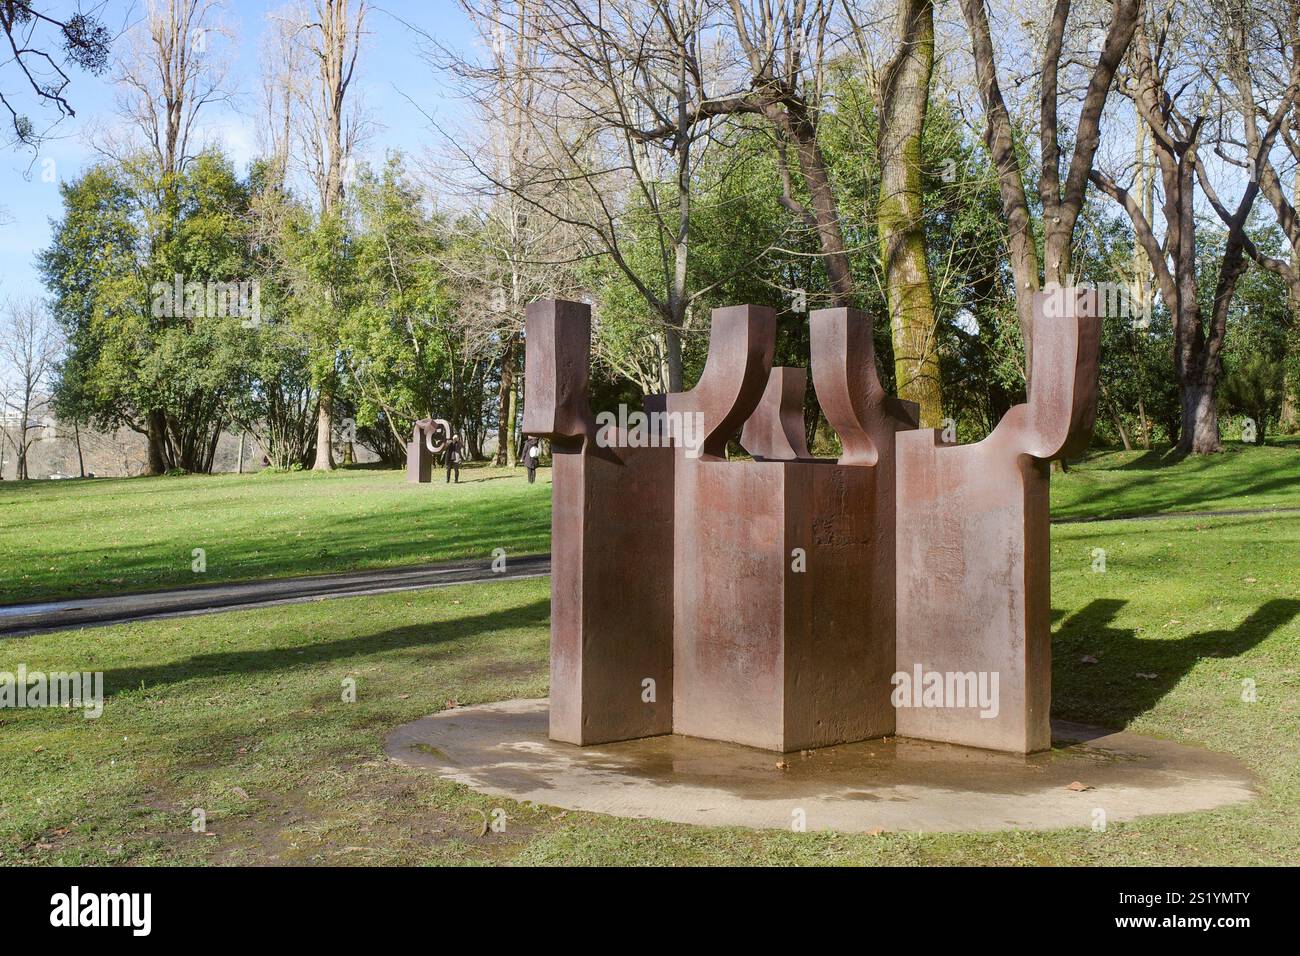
[444,434,462,484]
[522,436,541,484]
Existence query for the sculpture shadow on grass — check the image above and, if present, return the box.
[1051,597,1300,727]
[93,599,551,701]
[1059,447,1300,520]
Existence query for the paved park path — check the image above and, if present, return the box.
[0,554,551,637]
[6,505,1299,637]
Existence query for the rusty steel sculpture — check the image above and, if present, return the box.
[406,417,453,483]
[523,290,1098,754]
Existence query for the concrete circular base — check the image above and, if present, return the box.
[385,699,1256,833]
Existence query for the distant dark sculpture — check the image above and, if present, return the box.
[523,289,1098,754]
[406,418,452,483]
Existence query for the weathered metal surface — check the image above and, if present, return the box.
[522,288,1098,756]
[664,305,775,461]
[524,300,673,746]
[740,366,813,461]
[406,418,451,483]
[895,289,1099,753]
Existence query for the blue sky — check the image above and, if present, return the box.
[0,1,476,302]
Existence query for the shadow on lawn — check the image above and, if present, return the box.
[1059,446,1300,520]
[1052,597,1300,726]
[97,598,551,699]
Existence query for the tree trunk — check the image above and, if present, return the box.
[507,374,519,467]
[1178,382,1220,455]
[665,326,683,393]
[313,391,335,471]
[147,409,169,474]
[762,102,854,307]
[495,334,517,466]
[74,421,86,477]
[878,0,940,426]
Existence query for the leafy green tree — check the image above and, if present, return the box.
[341,156,457,464]
[42,150,258,472]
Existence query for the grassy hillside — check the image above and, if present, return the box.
[1,465,551,604]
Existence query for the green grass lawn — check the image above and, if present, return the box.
[5,441,1300,606]
[1,464,552,605]
[1053,440,1300,520]
[1,510,1296,865]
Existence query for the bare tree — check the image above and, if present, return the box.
[432,0,782,394]
[0,296,61,479]
[956,0,1139,380]
[431,0,579,465]
[258,3,310,187]
[293,0,367,470]
[0,1,113,147]
[1090,0,1278,453]
[112,0,232,180]
[1209,0,1300,430]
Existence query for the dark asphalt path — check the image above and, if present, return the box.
[0,554,551,638]
[5,504,1297,637]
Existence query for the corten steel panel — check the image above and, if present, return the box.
[782,462,895,750]
[406,420,435,483]
[668,304,782,748]
[895,290,1099,753]
[406,439,432,483]
[800,307,918,749]
[523,300,674,746]
[673,459,898,752]
[672,459,787,750]
[740,367,813,461]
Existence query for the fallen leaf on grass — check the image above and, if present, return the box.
[1080,655,1099,664]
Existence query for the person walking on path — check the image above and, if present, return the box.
[444,434,462,484]
[522,436,541,484]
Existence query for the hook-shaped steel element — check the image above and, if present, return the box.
[810,307,919,466]
[987,287,1100,461]
[740,366,812,461]
[665,304,775,461]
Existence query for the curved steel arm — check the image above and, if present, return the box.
[809,307,918,466]
[988,288,1100,460]
[665,304,775,461]
[740,366,812,460]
